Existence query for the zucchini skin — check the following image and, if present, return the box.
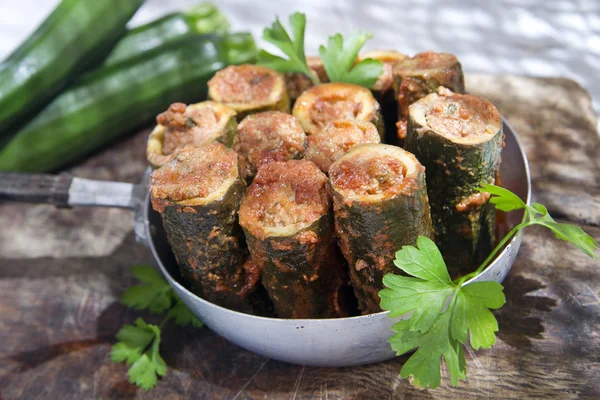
[393,52,465,142]
[331,165,435,314]
[0,34,257,172]
[0,0,145,135]
[103,4,230,67]
[157,178,250,311]
[405,106,503,275]
[243,213,349,319]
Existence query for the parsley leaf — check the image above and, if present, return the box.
[477,183,526,212]
[121,265,172,314]
[394,236,451,284]
[110,318,159,367]
[390,309,466,388]
[380,237,454,332]
[380,236,502,389]
[112,266,205,390]
[451,282,505,350]
[478,184,598,258]
[380,274,453,333]
[127,328,166,390]
[258,12,318,84]
[319,31,383,88]
[535,213,599,258]
[168,295,204,329]
[383,185,597,389]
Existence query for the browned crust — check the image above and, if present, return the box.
[233,111,307,181]
[207,65,288,116]
[393,51,465,140]
[239,160,329,239]
[150,143,237,209]
[424,88,502,139]
[304,120,381,174]
[293,83,381,135]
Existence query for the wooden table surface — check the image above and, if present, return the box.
[1,74,599,399]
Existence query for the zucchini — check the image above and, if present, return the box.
[232,111,307,181]
[305,119,381,174]
[104,3,230,67]
[393,51,465,141]
[405,88,503,275]
[358,50,408,145]
[146,101,237,169]
[239,160,350,319]
[329,144,435,314]
[0,33,257,173]
[0,0,145,135]
[207,64,290,120]
[150,143,251,311]
[292,83,384,139]
[359,50,407,97]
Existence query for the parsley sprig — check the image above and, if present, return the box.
[319,32,383,87]
[258,13,384,88]
[258,12,319,84]
[380,184,598,389]
[111,265,203,390]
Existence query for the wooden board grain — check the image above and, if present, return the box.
[1,74,599,399]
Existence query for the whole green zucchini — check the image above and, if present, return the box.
[0,0,145,135]
[103,3,230,67]
[0,33,257,172]
[150,143,252,312]
[405,88,503,275]
[329,144,435,314]
[239,160,350,319]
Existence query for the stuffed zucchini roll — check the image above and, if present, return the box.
[293,82,384,139]
[239,160,350,319]
[150,143,251,311]
[359,50,407,99]
[393,51,465,141]
[284,56,329,104]
[358,50,408,145]
[329,144,435,314]
[232,111,307,181]
[208,64,289,119]
[405,88,503,274]
[305,120,381,174]
[146,101,237,168]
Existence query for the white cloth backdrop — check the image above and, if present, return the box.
[1,0,599,129]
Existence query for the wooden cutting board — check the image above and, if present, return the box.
[1,74,599,399]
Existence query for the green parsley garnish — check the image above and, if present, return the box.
[319,32,383,88]
[258,12,319,84]
[380,184,598,389]
[258,13,384,88]
[111,265,203,390]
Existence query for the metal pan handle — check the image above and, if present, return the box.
[0,172,73,207]
[0,172,150,247]
[0,172,141,209]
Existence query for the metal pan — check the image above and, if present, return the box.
[0,119,530,367]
